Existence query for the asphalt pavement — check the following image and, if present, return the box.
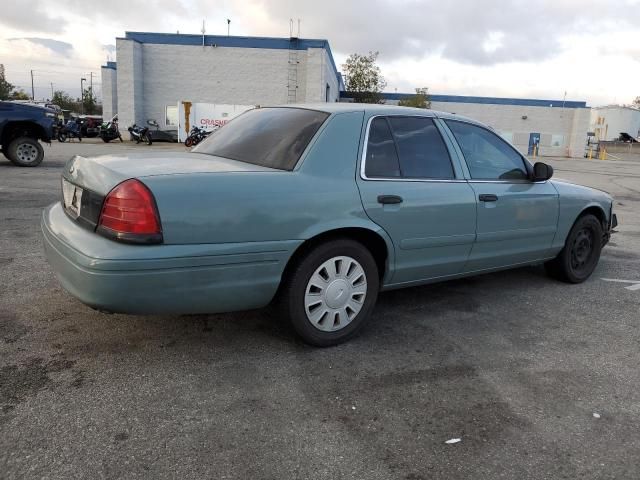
[1,139,639,479]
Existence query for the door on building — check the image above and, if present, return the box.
[443,120,559,272]
[528,132,541,155]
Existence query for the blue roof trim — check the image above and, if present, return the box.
[101,61,117,70]
[341,91,587,108]
[121,32,340,86]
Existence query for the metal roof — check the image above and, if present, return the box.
[341,91,588,108]
[113,31,341,86]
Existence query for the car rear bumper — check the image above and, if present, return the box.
[41,203,299,315]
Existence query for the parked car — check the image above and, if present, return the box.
[42,105,617,346]
[0,100,56,166]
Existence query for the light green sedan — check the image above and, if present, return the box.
[42,104,617,346]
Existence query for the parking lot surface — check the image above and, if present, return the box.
[1,140,639,479]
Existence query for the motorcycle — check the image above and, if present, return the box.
[57,119,82,143]
[100,116,123,143]
[184,126,215,147]
[128,124,152,145]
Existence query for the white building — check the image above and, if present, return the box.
[101,31,343,131]
[102,31,592,158]
[371,93,591,158]
[590,105,640,142]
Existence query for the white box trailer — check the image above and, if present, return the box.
[177,102,254,142]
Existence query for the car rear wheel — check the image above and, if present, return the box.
[279,239,379,347]
[7,137,44,167]
[545,214,603,283]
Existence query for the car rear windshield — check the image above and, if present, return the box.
[192,107,330,170]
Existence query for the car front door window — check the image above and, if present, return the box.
[445,120,528,180]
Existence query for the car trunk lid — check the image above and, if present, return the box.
[60,151,278,232]
[63,151,278,195]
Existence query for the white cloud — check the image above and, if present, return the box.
[1,0,638,105]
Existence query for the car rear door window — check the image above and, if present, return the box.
[364,117,401,178]
[387,117,454,179]
[192,107,329,170]
[445,120,528,180]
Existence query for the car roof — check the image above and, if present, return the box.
[272,103,482,126]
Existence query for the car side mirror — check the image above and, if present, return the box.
[532,162,553,181]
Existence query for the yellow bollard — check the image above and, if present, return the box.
[588,146,593,160]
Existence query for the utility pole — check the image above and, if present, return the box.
[80,77,86,114]
[30,70,35,100]
[50,82,54,99]
[227,19,231,36]
[89,71,94,93]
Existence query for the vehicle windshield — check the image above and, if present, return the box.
[192,107,329,170]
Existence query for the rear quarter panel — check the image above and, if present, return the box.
[141,111,387,247]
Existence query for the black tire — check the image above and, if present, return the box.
[6,137,44,167]
[545,214,603,283]
[185,137,193,148]
[145,133,152,146]
[102,137,110,143]
[58,133,67,143]
[278,239,380,347]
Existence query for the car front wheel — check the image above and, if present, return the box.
[280,239,380,347]
[7,137,44,167]
[545,213,603,283]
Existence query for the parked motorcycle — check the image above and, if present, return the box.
[100,116,123,143]
[128,124,152,145]
[57,119,82,143]
[184,126,215,147]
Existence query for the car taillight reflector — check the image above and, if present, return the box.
[98,179,162,243]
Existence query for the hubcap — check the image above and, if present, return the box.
[304,256,367,332]
[16,143,38,164]
[571,228,593,271]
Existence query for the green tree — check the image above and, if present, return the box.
[342,51,387,104]
[0,73,14,100]
[82,87,101,115]
[633,96,640,108]
[398,87,432,109]
[9,89,30,100]
[52,90,77,111]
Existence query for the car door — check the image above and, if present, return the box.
[356,115,477,286]
[443,119,559,272]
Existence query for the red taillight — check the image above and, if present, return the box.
[98,179,162,243]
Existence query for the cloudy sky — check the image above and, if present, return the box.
[1,0,639,105]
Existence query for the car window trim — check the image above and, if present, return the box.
[443,117,533,182]
[360,114,464,182]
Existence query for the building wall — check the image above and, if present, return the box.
[114,40,338,129]
[590,106,640,141]
[304,48,340,103]
[428,101,590,158]
[116,39,144,130]
[100,66,117,120]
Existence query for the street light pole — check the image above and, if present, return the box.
[80,78,86,114]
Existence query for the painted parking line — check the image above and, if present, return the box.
[601,278,640,291]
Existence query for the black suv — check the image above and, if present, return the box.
[0,101,56,167]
